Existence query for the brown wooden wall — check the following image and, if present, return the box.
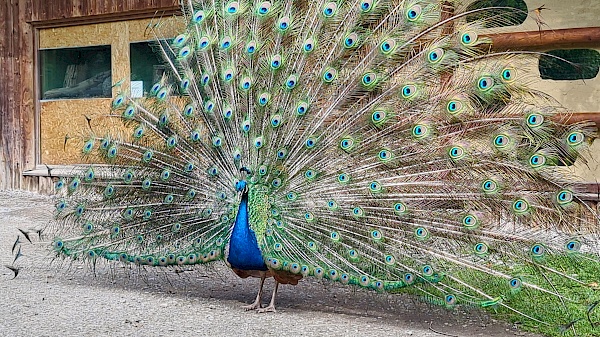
[0,0,178,191]
[0,0,34,191]
[31,0,178,22]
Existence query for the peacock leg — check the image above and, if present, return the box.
[257,280,278,313]
[242,273,266,310]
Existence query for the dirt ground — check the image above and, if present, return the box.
[0,190,541,337]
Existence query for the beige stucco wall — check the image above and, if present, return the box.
[514,0,600,181]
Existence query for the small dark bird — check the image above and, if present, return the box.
[44,164,53,178]
[17,228,31,244]
[84,115,93,131]
[34,228,43,240]
[13,246,23,264]
[11,235,21,254]
[63,134,71,150]
[4,265,19,279]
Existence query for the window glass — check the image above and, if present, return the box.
[466,0,528,28]
[130,41,165,97]
[40,45,112,100]
[539,49,600,81]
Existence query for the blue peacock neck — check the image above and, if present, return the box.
[227,184,268,271]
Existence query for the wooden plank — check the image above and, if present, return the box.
[559,112,600,126]
[487,27,600,51]
[20,0,37,191]
[30,0,179,23]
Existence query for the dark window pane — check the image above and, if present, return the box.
[130,41,165,97]
[466,0,528,28]
[539,49,600,80]
[40,45,112,100]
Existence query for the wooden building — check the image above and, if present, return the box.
[0,0,179,191]
[1,0,599,193]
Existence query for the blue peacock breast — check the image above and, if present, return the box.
[226,183,269,271]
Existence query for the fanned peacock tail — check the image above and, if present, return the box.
[45,0,600,331]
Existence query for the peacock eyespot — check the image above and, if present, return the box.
[406,5,422,21]
[226,1,239,14]
[303,38,315,52]
[482,179,498,193]
[474,242,489,255]
[340,138,354,151]
[461,32,477,45]
[362,72,377,86]
[178,46,191,59]
[509,278,522,289]
[305,212,315,222]
[462,214,478,228]
[352,207,364,216]
[272,178,282,188]
[415,227,428,239]
[277,148,287,159]
[556,190,573,205]
[427,48,444,63]
[526,113,544,127]
[478,76,494,91]
[530,244,545,257]
[512,199,530,214]
[360,1,373,12]
[322,68,337,83]
[378,149,392,161]
[385,255,396,265]
[529,154,546,168]
[371,230,382,241]
[192,10,205,23]
[257,1,272,15]
[494,134,510,148]
[369,181,382,193]
[446,100,462,114]
[322,2,337,17]
[247,44,256,54]
[565,240,581,252]
[501,68,514,81]
[567,131,585,146]
[401,84,417,99]
[394,202,407,214]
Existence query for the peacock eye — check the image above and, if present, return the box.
[567,131,584,146]
[360,0,374,12]
[406,4,422,21]
[323,2,337,17]
[501,68,515,81]
[478,76,494,91]
[460,32,477,45]
[427,48,444,63]
[344,33,358,48]
[526,113,544,127]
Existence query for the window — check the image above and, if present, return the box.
[466,0,528,28]
[539,49,600,81]
[40,45,112,100]
[130,41,165,97]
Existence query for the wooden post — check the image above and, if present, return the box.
[486,27,600,51]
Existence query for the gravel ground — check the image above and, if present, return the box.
[0,190,541,337]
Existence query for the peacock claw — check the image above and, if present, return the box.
[256,306,276,313]
[242,302,262,311]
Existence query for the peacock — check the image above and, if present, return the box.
[18,0,600,334]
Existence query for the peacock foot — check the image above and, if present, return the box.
[242,301,262,311]
[256,305,276,313]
